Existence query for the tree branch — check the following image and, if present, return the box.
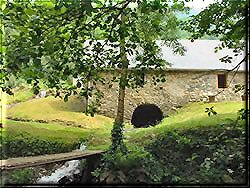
[229,52,249,72]
[213,53,248,97]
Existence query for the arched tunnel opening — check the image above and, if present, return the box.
[131,104,164,128]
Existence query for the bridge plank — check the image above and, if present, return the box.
[0,150,105,171]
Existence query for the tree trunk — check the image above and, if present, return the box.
[111,12,128,152]
[85,80,89,113]
[115,79,126,124]
[115,13,128,125]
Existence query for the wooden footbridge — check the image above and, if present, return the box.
[1,150,105,183]
[0,150,105,171]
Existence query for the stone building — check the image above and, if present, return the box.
[98,69,245,122]
[81,40,246,125]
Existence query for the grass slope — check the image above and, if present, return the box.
[2,88,35,105]
[3,95,131,151]
[1,88,34,121]
[3,96,244,152]
[1,88,246,184]
[125,101,244,146]
[6,96,115,129]
[3,120,112,150]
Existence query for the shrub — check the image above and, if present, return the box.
[3,168,34,184]
[93,146,166,184]
[1,133,81,159]
[146,120,246,184]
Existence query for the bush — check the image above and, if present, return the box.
[2,168,34,185]
[146,120,246,184]
[93,146,166,184]
[1,133,81,159]
[4,75,27,89]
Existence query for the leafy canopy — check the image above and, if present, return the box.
[181,0,247,63]
[1,0,186,101]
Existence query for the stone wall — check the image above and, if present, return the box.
[94,69,245,121]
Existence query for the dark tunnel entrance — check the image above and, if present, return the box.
[131,104,164,128]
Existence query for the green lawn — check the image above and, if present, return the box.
[125,101,245,147]
[3,95,244,152]
[3,88,35,105]
[1,88,35,121]
[6,96,116,129]
[1,99,245,185]
[3,119,112,150]
[3,95,131,151]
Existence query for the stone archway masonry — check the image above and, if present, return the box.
[91,69,245,121]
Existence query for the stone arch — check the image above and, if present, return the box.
[131,103,164,128]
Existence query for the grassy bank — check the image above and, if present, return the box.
[2,88,35,105]
[125,101,244,146]
[2,116,114,158]
[6,96,115,129]
[2,97,244,157]
[1,95,246,184]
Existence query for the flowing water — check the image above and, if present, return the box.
[36,143,87,184]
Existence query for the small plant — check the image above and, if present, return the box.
[205,106,217,116]
[93,146,166,184]
[237,108,248,120]
[4,168,34,184]
[85,89,104,117]
[234,84,245,93]
[110,122,127,154]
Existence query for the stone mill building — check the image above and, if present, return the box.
[77,40,246,125]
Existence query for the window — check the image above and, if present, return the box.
[217,74,227,88]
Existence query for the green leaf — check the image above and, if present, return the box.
[34,58,41,65]
[63,33,70,40]
[0,46,6,53]
[27,78,32,84]
[222,174,233,183]
[24,8,35,16]
[33,88,39,95]
[76,81,81,88]
[60,6,67,14]
[31,35,40,44]
[64,95,68,102]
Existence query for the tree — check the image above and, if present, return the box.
[182,0,249,119]
[182,0,248,65]
[1,0,187,152]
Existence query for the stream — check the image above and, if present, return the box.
[36,143,87,184]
